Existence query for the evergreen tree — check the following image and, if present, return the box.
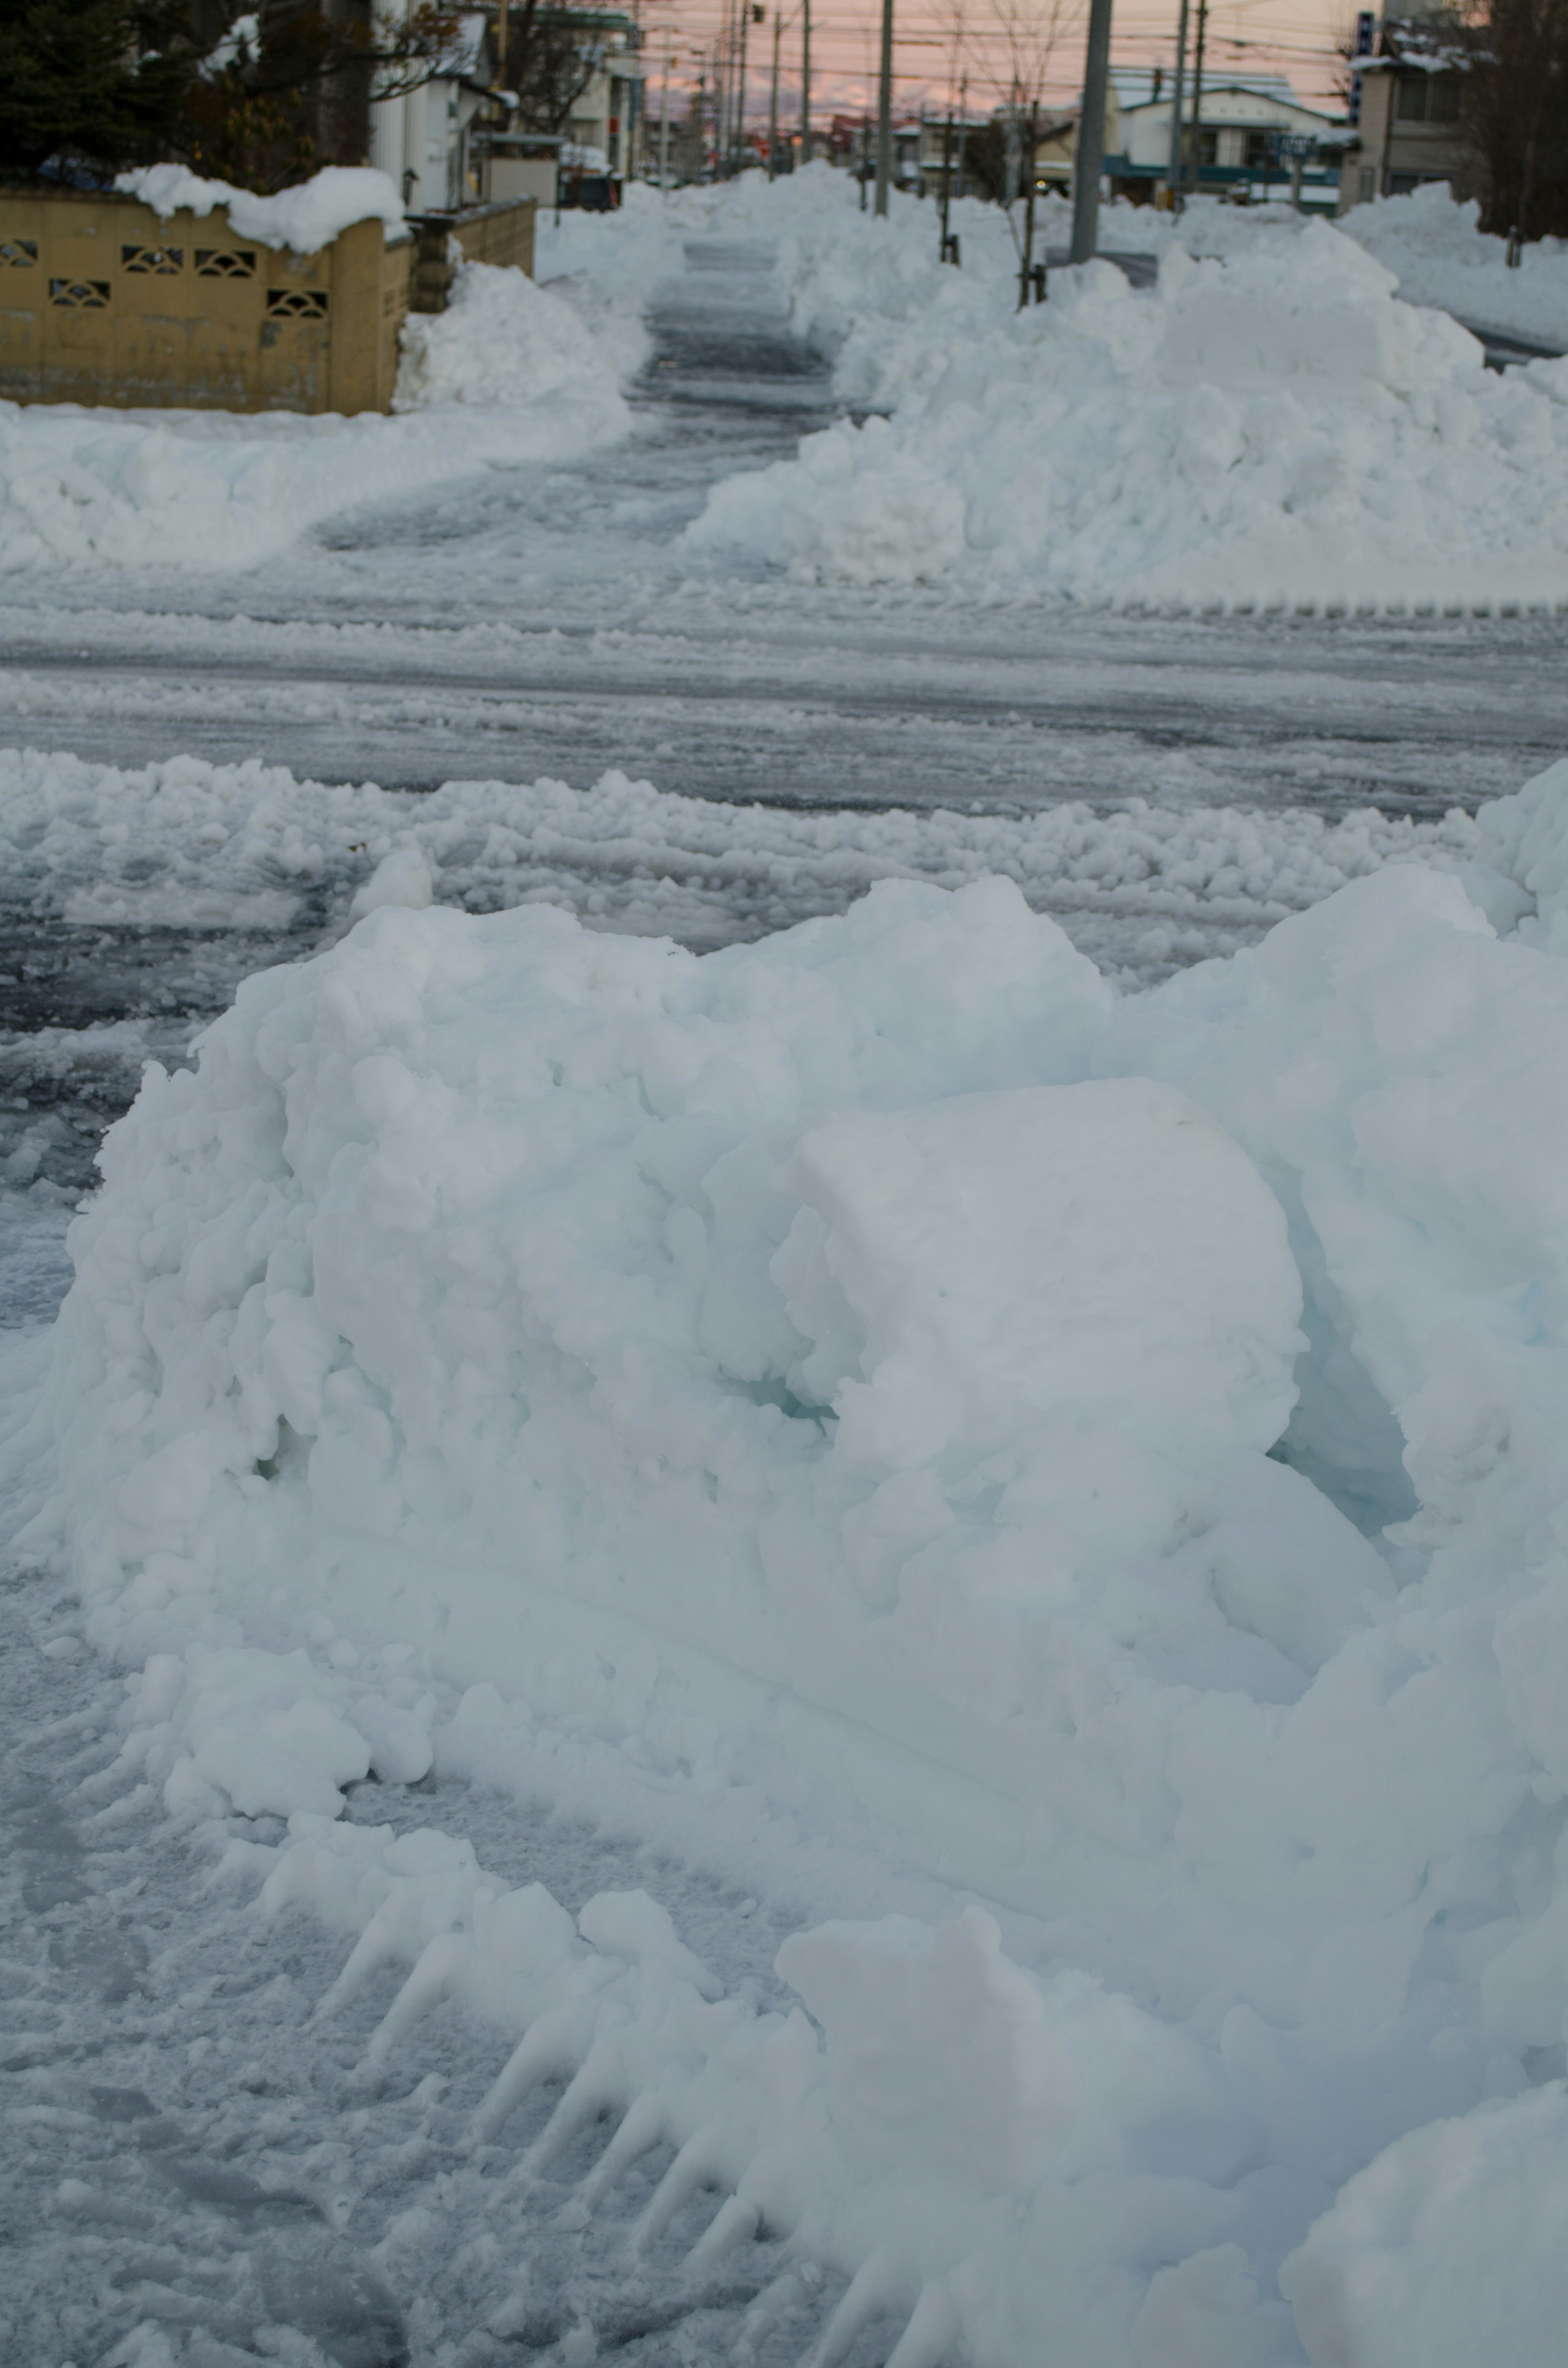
[0,0,198,179]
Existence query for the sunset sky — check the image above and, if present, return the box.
[640,0,1358,132]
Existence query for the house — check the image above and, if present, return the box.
[1335,15,1479,211]
[1104,70,1344,207]
[368,8,500,213]
[370,4,645,212]
[548,9,646,189]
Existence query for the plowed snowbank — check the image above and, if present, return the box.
[686,217,1568,607]
[11,755,1568,2361]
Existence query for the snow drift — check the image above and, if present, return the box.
[11,755,1568,2360]
[0,261,630,573]
[687,216,1568,608]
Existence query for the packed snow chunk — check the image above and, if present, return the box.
[1281,2086,1568,2368]
[777,1904,1244,2196]
[1153,224,1479,395]
[347,839,437,921]
[133,1644,371,1819]
[779,1079,1302,1473]
[116,163,404,255]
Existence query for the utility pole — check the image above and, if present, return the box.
[658,23,673,187]
[1018,97,1039,303]
[494,0,507,84]
[737,0,754,174]
[956,74,967,198]
[1167,0,1189,201]
[1070,0,1114,263]
[768,9,780,176]
[939,103,954,258]
[801,0,812,163]
[1187,0,1208,196]
[874,0,894,214]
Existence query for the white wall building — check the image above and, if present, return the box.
[368,9,497,214]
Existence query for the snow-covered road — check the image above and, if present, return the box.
[6,238,1567,816]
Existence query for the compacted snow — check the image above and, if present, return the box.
[7,753,1568,2364]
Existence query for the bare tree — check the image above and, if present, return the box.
[503,2,604,136]
[1457,0,1568,236]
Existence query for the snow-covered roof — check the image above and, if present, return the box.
[1120,78,1338,129]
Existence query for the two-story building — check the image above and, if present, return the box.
[1334,18,1479,211]
[1104,69,1344,207]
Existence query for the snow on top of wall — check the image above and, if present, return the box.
[114,163,405,255]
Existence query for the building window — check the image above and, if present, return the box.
[1199,128,1218,166]
[1396,74,1461,124]
[1359,165,1375,201]
[1244,130,1272,170]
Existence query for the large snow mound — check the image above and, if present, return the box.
[12,753,1568,2359]
[115,163,405,256]
[686,216,1568,607]
[0,263,629,571]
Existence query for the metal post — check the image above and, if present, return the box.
[1018,99,1038,303]
[1070,0,1113,263]
[940,106,953,257]
[768,9,780,176]
[739,0,758,172]
[1187,0,1208,196]
[1167,0,1189,199]
[658,24,672,187]
[874,0,894,214]
[801,0,812,163]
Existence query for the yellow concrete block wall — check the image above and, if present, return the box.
[0,190,411,415]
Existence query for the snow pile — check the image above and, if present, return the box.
[115,163,405,256]
[687,216,1568,607]
[0,264,630,572]
[1340,183,1568,351]
[14,752,1568,2356]
[393,259,631,420]
[0,745,1495,981]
